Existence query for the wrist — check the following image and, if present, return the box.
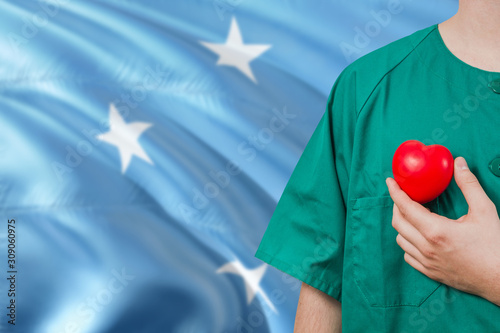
[479,253,500,306]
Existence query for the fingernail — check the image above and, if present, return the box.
[456,156,468,170]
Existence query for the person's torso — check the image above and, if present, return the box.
[341,24,500,333]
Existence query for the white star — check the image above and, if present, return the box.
[217,260,277,313]
[97,103,153,174]
[200,16,271,83]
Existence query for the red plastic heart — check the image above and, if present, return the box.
[392,140,454,204]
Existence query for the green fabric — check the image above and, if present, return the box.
[255,24,500,332]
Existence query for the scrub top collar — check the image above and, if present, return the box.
[414,23,500,97]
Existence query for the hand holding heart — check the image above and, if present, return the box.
[386,156,500,306]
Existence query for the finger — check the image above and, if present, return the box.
[454,156,492,212]
[403,252,429,277]
[396,233,427,265]
[393,204,430,252]
[386,177,434,231]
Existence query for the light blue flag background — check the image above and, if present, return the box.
[0,1,457,332]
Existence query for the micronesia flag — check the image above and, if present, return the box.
[0,1,456,332]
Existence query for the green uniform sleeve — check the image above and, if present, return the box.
[255,69,356,303]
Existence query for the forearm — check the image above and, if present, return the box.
[294,282,342,332]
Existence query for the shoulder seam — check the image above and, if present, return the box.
[355,26,438,121]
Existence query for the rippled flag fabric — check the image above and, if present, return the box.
[0,1,456,332]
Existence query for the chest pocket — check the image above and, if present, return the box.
[349,195,443,308]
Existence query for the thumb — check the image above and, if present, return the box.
[454,156,490,212]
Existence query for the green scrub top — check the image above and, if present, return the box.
[255,23,500,332]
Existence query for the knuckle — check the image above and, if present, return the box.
[421,246,437,259]
[423,227,446,246]
[429,233,446,246]
[424,265,441,282]
[397,205,409,217]
[425,269,438,281]
[463,173,479,186]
